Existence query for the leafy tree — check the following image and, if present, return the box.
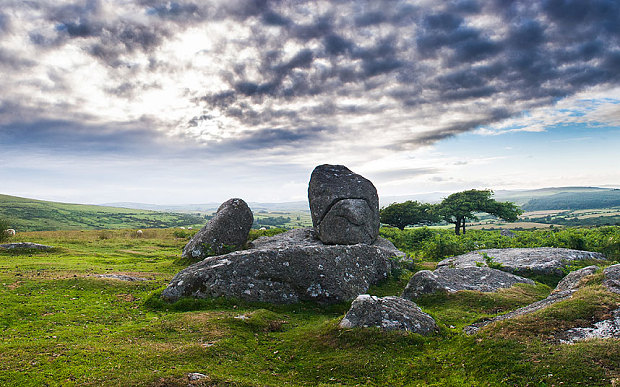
[0,217,11,243]
[379,200,438,230]
[437,189,521,235]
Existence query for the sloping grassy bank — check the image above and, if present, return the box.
[0,229,618,386]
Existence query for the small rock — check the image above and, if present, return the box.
[500,229,516,238]
[402,266,534,299]
[340,295,437,334]
[187,372,207,381]
[95,274,147,281]
[182,198,253,260]
[308,164,379,245]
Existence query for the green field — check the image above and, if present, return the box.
[1,227,619,386]
[0,195,206,232]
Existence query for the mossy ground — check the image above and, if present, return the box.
[1,229,619,386]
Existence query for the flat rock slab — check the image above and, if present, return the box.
[603,264,620,294]
[340,295,438,334]
[557,308,620,343]
[162,228,397,304]
[465,265,602,335]
[95,274,147,281]
[437,248,606,276]
[402,266,534,299]
[0,242,54,250]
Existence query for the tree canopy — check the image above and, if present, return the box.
[379,200,438,230]
[437,189,521,235]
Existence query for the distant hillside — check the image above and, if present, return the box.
[0,194,206,232]
[522,189,620,211]
[494,187,612,206]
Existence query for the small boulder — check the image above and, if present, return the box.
[603,264,620,294]
[339,295,437,334]
[308,164,379,245]
[437,248,606,276]
[402,266,534,299]
[182,198,253,260]
[558,307,620,343]
[500,229,516,238]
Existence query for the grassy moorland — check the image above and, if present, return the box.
[0,195,205,232]
[0,228,619,386]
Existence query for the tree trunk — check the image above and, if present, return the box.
[454,220,460,235]
[462,220,466,234]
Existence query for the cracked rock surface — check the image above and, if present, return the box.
[340,295,438,334]
[437,248,606,276]
[308,164,379,245]
[163,228,398,304]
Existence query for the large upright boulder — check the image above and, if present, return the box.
[182,198,253,260]
[308,164,379,245]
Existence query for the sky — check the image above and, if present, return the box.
[0,0,619,205]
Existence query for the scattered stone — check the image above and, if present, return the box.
[182,198,253,260]
[500,229,516,238]
[558,308,620,343]
[0,242,54,250]
[162,228,396,304]
[187,372,207,381]
[603,264,620,294]
[308,164,379,245]
[136,229,143,237]
[552,265,599,293]
[402,266,534,299]
[464,265,601,335]
[95,274,147,281]
[437,248,606,276]
[340,295,438,334]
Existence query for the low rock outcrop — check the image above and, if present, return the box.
[402,266,534,299]
[557,307,620,343]
[308,164,379,245]
[339,295,438,334]
[182,198,253,260]
[464,265,602,335]
[437,248,606,276]
[0,242,54,250]
[163,228,396,304]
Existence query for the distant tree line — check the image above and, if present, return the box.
[380,189,521,235]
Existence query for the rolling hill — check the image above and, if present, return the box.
[0,194,205,231]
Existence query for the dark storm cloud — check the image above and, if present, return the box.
[3,0,620,159]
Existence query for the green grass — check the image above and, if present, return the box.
[0,194,206,231]
[0,229,619,386]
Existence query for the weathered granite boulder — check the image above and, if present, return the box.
[464,265,601,335]
[552,265,599,293]
[308,164,379,245]
[182,198,253,260]
[0,242,54,250]
[163,228,396,304]
[95,274,147,281]
[339,295,438,334]
[603,264,620,294]
[437,248,606,276]
[402,266,534,299]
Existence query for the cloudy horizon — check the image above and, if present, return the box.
[1,0,619,205]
